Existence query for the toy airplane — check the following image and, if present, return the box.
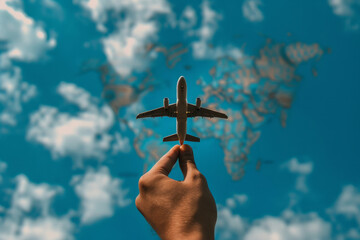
[136,76,228,145]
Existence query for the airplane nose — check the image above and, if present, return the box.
[178,76,186,88]
[178,76,185,85]
[179,139,184,145]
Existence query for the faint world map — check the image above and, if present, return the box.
[0,0,359,239]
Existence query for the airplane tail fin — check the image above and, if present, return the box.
[185,134,200,142]
[163,133,200,143]
[163,134,179,142]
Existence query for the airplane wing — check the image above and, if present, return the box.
[187,104,228,119]
[136,104,177,119]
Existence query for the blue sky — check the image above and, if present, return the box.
[0,0,359,239]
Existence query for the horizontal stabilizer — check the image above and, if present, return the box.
[163,134,179,142]
[185,134,200,142]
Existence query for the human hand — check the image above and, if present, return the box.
[135,144,217,240]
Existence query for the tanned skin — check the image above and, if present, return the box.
[135,144,217,240]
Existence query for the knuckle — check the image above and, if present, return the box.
[135,195,141,209]
[138,174,162,193]
[191,170,206,183]
[138,175,151,192]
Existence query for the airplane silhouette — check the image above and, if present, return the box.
[136,76,228,145]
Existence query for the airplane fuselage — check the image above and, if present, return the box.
[176,77,187,145]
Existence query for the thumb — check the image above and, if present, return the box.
[179,144,198,179]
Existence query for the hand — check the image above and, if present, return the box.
[135,144,217,240]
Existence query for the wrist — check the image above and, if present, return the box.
[162,226,214,240]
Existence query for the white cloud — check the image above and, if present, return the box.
[242,0,264,22]
[191,0,243,60]
[27,105,114,165]
[30,0,63,18]
[0,0,56,127]
[41,0,62,11]
[0,161,7,183]
[75,0,173,32]
[112,132,131,154]
[102,20,158,77]
[11,175,63,215]
[216,206,247,240]
[0,67,37,126]
[179,6,197,30]
[283,157,313,193]
[216,202,331,240]
[27,82,117,167]
[332,185,360,224]
[216,164,331,240]
[0,174,74,240]
[347,228,360,239]
[123,99,145,135]
[217,179,360,240]
[57,81,96,110]
[244,212,331,240]
[192,41,243,59]
[329,0,360,30]
[284,158,313,175]
[198,0,221,41]
[12,216,74,240]
[0,0,56,62]
[328,185,360,239]
[71,166,131,224]
[75,0,174,77]
[226,194,248,209]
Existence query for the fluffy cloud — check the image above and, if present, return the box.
[57,81,96,110]
[242,0,264,22]
[283,157,313,193]
[216,165,332,240]
[347,228,360,239]
[27,82,129,166]
[225,194,248,209]
[0,0,56,127]
[217,200,331,240]
[71,166,131,224]
[0,67,37,126]
[179,6,197,30]
[101,21,158,77]
[216,166,360,240]
[328,185,360,239]
[244,212,331,240]
[10,175,63,214]
[0,175,74,240]
[0,161,7,183]
[332,185,360,224]
[112,132,131,154]
[75,0,173,32]
[216,206,247,239]
[41,0,62,12]
[0,0,56,63]
[329,0,360,30]
[27,105,113,165]
[191,0,243,60]
[76,0,174,77]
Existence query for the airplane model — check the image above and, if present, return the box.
[136,76,228,145]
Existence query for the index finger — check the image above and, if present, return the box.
[149,145,180,176]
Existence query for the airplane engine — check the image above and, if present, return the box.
[164,98,169,109]
[196,98,201,109]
